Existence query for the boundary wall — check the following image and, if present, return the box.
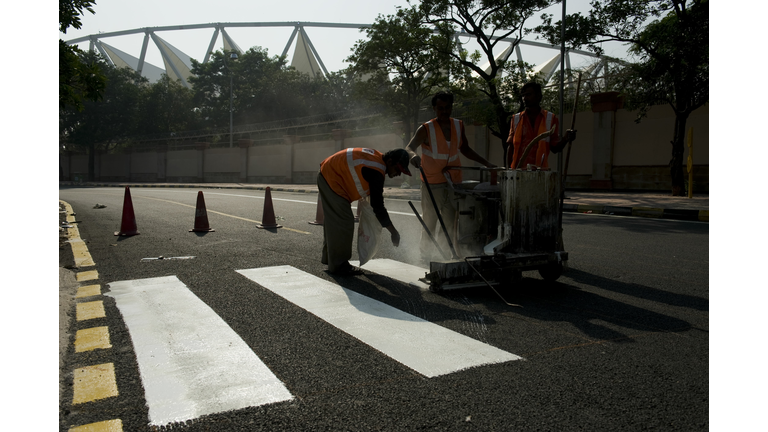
[60,97,709,192]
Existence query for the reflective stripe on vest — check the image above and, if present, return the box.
[512,110,553,168]
[346,148,385,200]
[320,147,385,202]
[421,118,463,184]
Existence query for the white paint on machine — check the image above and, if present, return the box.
[236,265,521,378]
[106,276,293,426]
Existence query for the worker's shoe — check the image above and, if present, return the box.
[329,263,364,276]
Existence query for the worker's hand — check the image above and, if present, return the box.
[410,154,421,169]
[565,129,577,142]
[387,225,401,247]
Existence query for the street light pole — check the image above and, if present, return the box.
[230,72,234,148]
[227,52,238,148]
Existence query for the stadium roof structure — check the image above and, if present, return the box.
[64,22,613,89]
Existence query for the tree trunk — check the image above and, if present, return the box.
[669,112,689,196]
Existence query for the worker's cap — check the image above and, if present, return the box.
[389,148,412,176]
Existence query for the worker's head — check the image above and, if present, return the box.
[520,82,543,110]
[431,91,454,121]
[383,148,412,178]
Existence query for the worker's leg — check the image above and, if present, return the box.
[318,171,354,272]
[420,183,456,259]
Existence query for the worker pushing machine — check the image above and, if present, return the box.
[506,82,577,169]
[406,91,496,260]
[317,147,411,276]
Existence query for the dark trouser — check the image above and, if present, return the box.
[317,171,355,272]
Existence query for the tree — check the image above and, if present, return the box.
[59,0,106,111]
[347,7,453,140]
[411,0,556,159]
[537,0,709,195]
[189,47,310,132]
[137,75,201,135]
[60,51,148,179]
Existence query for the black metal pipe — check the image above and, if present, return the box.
[419,166,458,259]
[408,201,449,260]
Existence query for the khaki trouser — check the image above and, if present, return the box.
[317,171,355,272]
[419,182,457,260]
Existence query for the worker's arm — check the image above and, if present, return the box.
[550,129,577,154]
[361,167,400,247]
[459,127,496,168]
[406,125,428,169]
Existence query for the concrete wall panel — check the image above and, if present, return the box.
[167,150,199,177]
[248,145,291,177]
[204,148,240,173]
[130,152,158,174]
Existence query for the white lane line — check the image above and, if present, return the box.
[236,266,521,378]
[139,189,419,216]
[105,276,293,426]
[350,258,430,290]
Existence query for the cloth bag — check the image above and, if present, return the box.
[356,199,382,265]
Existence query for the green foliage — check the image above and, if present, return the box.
[347,6,453,139]
[188,47,359,133]
[59,0,95,33]
[137,75,201,135]
[536,0,708,194]
[412,0,558,143]
[59,0,106,111]
[60,51,148,152]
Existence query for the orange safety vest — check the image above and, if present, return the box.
[320,148,386,203]
[421,118,463,185]
[509,110,555,169]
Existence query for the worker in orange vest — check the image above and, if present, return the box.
[406,91,496,260]
[507,82,577,169]
[317,147,411,275]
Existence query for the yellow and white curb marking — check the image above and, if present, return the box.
[61,200,123,432]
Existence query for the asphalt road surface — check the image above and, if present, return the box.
[59,186,708,431]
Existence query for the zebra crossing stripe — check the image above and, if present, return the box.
[236,266,521,378]
[350,258,430,290]
[105,276,293,427]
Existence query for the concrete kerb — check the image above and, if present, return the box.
[59,182,708,222]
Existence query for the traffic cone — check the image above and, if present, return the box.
[308,195,324,225]
[256,187,282,229]
[190,191,215,232]
[114,186,139,236]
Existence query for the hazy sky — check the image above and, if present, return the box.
[60,0,631,75]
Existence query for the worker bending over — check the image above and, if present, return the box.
[406,91,495,260]
[507,82,577,169]
[317,147,411,276]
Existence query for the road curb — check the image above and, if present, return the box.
[563,203,706,222]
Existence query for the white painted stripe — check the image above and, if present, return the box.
[105,276,293,426]
[236,266,521,378]
[350,258,430,290]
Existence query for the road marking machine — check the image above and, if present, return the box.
[410,163,567,301]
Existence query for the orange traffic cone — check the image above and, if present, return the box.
[256,187,282,229]
[308,195,324,225]
[190,191,215,232]
[114,186,139,236]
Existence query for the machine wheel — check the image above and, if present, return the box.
[538,262,564,282]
